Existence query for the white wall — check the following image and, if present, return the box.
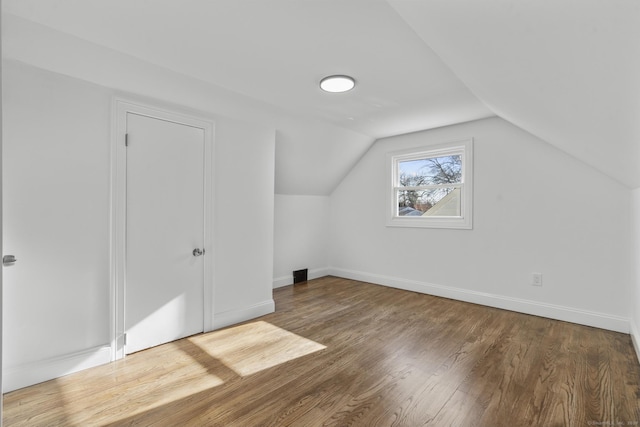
[631,188,640,361]
[213,117,275,328]
[1,9,5,416]
[3,62,112,367]
[330,117,631,332]
[273,195,330,288]
[2,60,275,391]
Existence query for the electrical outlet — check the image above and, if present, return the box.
[530,273,543,286]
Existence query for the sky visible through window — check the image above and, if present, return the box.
[399,159,429,177]
[398,155,461,185]
[397,155,462,216]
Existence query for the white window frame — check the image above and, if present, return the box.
[387,138,473,229]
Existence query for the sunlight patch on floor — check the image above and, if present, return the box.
[64,366,224,425]
[38,348,227,425]
[188,321,327,376]
[4,322,325,426]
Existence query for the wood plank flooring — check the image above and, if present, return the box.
[4,276,640,426]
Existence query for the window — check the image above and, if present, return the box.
[387,139,473,229]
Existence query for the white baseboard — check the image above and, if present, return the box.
[631,319,640,365]
[211,299,275,330]
[329,267,630,334]
[273,275,292,289]
[3,345,112,393]
[273,267,330,289]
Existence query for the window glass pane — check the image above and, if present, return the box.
[398,155,462,186]
[397,187,461,217]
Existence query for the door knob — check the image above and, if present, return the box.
[192,248,205,257]
[3,255,17,266]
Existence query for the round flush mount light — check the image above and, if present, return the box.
[319,75,355,93]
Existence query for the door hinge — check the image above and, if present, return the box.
[124,333,127,345]
[125,133,129,147]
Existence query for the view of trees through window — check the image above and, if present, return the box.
[398,155,462,216]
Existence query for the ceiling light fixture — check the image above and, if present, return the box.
[320,75,355,93]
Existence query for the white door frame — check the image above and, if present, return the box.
[110,98,214,361]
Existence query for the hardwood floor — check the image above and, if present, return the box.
[4,276,640,426]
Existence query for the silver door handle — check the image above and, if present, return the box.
[3,255,17,266]
[192,248,205,257]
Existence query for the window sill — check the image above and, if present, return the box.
[386,216,472,230]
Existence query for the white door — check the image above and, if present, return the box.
[125,112,205,354]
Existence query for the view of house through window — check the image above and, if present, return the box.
[397,154,462,217]
[388,139,473,229]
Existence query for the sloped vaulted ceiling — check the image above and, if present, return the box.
[388,0,640,188]
[3,0,639,191]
